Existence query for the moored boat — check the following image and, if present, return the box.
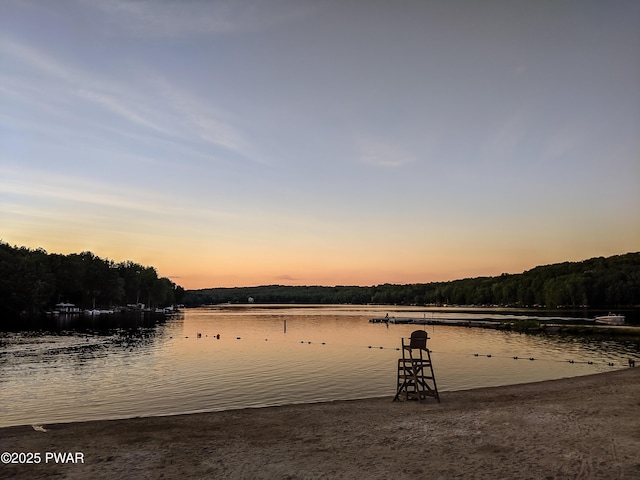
[595,313,625,325]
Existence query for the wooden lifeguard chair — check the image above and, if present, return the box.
[394,330,440,403]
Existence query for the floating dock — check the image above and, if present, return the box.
[369,316,639,336]
[370,317,501,328]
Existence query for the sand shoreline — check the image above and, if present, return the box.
[2,368,640,479]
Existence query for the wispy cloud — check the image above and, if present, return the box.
[0,39,71,80]
[76,88,168,134]
[1,37,255,163]
[0,38,163,131]
[483,110,527,164]
[539,131,579,164]
[147,75,250,155]
[0,165,238,223]
[357,139,416,168]
[0,167,169,215]
[81,0,321,37]
[275,274,298,282]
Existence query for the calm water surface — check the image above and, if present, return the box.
[1,305,638,428]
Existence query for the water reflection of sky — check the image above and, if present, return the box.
[1,306,638,428]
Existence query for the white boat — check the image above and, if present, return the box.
[595,313,625,325]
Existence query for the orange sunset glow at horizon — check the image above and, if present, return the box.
[2,1,639,291]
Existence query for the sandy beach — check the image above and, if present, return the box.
[2,367,639,479]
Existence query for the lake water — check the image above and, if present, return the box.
[1,305,639,428]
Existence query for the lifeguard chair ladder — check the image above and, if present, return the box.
[394,330,440,403]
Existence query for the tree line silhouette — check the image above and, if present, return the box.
[3,241,637,317]
[186,252,639,308]
[0,242,185,317]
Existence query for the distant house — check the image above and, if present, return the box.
[55,303,81,314]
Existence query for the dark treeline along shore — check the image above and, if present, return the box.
[186,252,640,310]
[0,242,185,320]
[2,241,638,322]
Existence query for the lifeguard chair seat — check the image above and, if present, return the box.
[408,330,428,350]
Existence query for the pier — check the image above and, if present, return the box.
[369,315,640,336]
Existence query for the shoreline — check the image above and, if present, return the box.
[2,368,640,479]
[0,366,632,431]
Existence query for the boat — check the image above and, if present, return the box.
[595,313,625,325]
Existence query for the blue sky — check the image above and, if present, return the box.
[1,0,638,288]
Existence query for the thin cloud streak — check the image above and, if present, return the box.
[0,39,71,80]
[0,166,235,221]
[147,75,253,158]
[82,0,324,37]
[76,89,169,134]
[2,38,258,164]
[357,139,416,168]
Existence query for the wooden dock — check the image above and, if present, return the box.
[370,316,501,328]
[370,316,640,336]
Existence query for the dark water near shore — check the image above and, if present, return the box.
[1,305,639,428]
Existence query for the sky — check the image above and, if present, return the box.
[1,0,639,290]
